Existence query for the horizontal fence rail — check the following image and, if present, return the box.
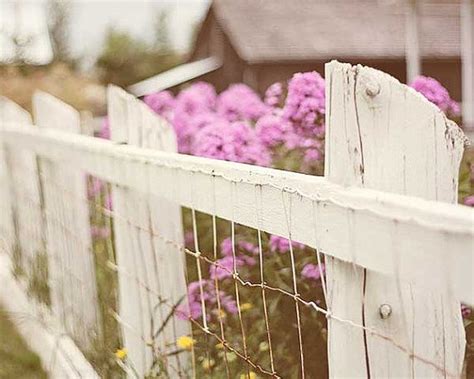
[0,124,472,306]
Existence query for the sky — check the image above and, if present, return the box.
[0,0,210,66]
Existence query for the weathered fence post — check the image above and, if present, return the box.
[0,98,45,279]
[107,86,189,377]
[0,98,31,260]
[32,91,99,349]
[324,61,466,377]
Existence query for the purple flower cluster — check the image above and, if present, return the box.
[217,84,269,122]
[193,121,272,166]
[264,82,283,107]
[409,76,460,117]
[176,280,238,321]
[464,195,474,207]
[172,82,217,153]
[283,71,325,137]
[301,263,325,281]
[143,90,175,121]
[269,235,305,254]
[210,238,258,280]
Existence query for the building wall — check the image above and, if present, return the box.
[191,11,461,101]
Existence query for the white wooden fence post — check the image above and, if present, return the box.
[0,98,31,259]
[107,85,189,377]
[324,61,466,378]
[0,97,45,279]
[32,91,99,350]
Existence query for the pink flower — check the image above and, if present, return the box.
[143,90,175,121]
[283,71,325,136]
[269,235,305,254]
[463,195,474,207]
[217,84,269,122]
[193,121,272,166]
[410,76,460,118]
[255,114,290,147]
[209,256,241,280]
[221,238,233,256]
[301,263,325,281]
[264,82,283,107]
[304,148,322,163]
[172,82,217,153]
[87,177,104,199]
[176,280,238,321]
[99,117,110,140]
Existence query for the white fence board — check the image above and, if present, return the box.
[0,124,472,308]
[325,61,467,377]
[0,97,32,258]
[32,91,99,349]
[0,97,46,284]
[0,253,99,379]
[107,86,189,377]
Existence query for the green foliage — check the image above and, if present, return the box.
[95,10,182,88]
[27,251,51,306]
[0,308,47,378]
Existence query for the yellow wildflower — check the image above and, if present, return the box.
[176,335,195,350]
[240,303,253,312]
[201,358,215,370]
[240,372,258,379]
[115,348,127,360]
[217,309,226,319]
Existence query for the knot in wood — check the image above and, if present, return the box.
[379,303,392,319]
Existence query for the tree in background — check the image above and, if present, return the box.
[95,9,182,88]
[48,0,72,65]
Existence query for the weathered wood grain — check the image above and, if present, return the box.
[325,61,467,378]
[108,86,189,377]
[32,91,99,350]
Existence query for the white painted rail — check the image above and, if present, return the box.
[0,123,472,306]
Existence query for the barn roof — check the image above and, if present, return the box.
[210,0,461,63]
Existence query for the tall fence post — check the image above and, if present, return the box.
[107,85,189,377]
[324,61,467,378]
[0,97,46,279]
[32,91,99,350]
[0,98,31,259]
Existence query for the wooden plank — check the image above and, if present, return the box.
[0,253,99,378]
[0,124,472,307]
[0,97,46,290]
[32,91,99,350]
[405,0,421,82]
[0,97,32,259]
[325,61,466,378]
[462,0,474,129]
[107,86,189,377]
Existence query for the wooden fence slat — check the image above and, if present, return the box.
[0,98,31,259]
[325,61,466,378]
[107,85,189,377]
[0,97,45,279]
[32,91,99,350]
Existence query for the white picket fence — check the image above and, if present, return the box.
[0,61,473,378]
